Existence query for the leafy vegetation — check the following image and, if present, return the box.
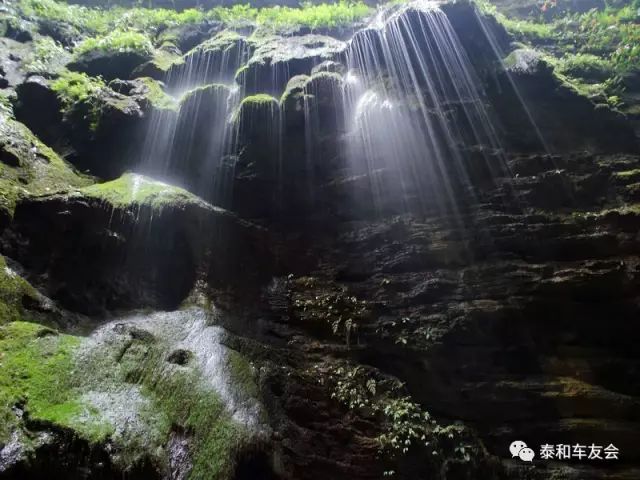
[480,0,639,109]
[292,276,370,347]
[320,362,474,475]
[553,5,640,77]
[50,69,105,108]
[555,53,613,81]
[232,93,280,125]
[17,0,205,37]
[49,69,106,130]
[23,36,70,76]
[17,0,372,41]
[74,30,154,58]
[212,1,371,31]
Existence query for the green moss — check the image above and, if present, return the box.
[146,368,245,480]
[79,173,209,210]
[74,30,153,58]
[0,256,38,325]
[556,53,613,81]
[241,94,279,107]
[234,64,249,81]
[304,71,343,94]
[214,1,371,31]
[136,77,178,111]
[232,94,279,125]
[148,49,183,74]
[482,0,639,90]
[18,0,371,41]
[72,317,253,478]
[476,0,556,41]
[22,36,70,76]
[0,94,12,117]
[226,350,259,400]
[50,69,105,109]
[179,83,230,106]
[191,30,243,56]
[280,74,310,104]
[0,115,92,218]
[0,322,102,444]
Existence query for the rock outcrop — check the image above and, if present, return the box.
[0,0,639,479]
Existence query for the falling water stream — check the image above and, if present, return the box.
[341,0,508,214]
[131,0,511,216]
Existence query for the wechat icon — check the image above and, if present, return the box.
[510,440,535,462]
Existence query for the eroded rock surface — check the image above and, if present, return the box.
[0,0,639,479]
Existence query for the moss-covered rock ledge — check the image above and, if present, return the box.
[0,307,265,479]
[1,173,269,315]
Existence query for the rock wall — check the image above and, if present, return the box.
[0,1,639,479]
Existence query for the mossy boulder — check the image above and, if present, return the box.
[132,49,183,81]
[0,3,34,43]
[109,77,178,112]
[15,72,177,179]
[13,75,64,143]
[167,31,249,88]
[0,256,40,324]
[280,74,310,129]
[0,306,271,478]
[238,34,345,95]
[489,48,638,152]
[2,173,271,314]
[0,113,91,225]
[68,31,154,81]
[156,20,223,53]
[0,38,33,90]
[233,94,280,162]
[79,172,209,210]
[301,71,343,132]
[0,322,84,447]
[68,308,267,479]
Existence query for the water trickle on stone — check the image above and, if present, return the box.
[135,33,252,207]
[77,308,264,433]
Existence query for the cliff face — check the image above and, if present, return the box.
[0,1,639,479]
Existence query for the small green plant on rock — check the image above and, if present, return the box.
[50,70,105,109]
[322,362,474,475]
[50,70,106,129]
[292,277,370,347]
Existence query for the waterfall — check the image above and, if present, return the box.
[133,1,510,216]
[342,0,507,214]
[136,33,251,206]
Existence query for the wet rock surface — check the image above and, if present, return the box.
[0,0,639,479]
